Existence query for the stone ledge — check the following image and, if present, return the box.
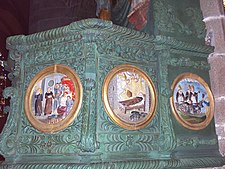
[1,157,225,169]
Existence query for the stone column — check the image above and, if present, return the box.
[29,0,97,34]
[200,0,225,156]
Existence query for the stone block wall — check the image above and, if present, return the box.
[200,1,225,167]
[29,0,97,33]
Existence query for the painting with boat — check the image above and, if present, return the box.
[103,64,157,130]
[108,71,151,123]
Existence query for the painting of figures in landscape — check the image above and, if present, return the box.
[32,73,75,124]
[108,71,151,123]
[173,78,210,124]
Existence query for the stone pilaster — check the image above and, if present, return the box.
[208,54,225,157]
[200,0,225,158]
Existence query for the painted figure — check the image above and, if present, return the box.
[176,85,185,104]
[61,76,75,100]
[44,87,54,115]
[175,80,210,117]
[66,96,74,115]
[34,88,43,116]
[54,83,62,111]
[57,92,67,116]
[185,85,192,105]
[190,85,200,113]
[190,85,199,103]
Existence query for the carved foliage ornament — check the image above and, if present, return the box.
[154,0,205,39]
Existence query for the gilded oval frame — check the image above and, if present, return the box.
[102,64,157,130]
[24,64,83,133]
[170,73,214,130]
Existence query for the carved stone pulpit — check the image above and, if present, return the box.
[1,0,225,165]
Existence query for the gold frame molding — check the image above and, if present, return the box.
[170,73,214,130]
[24,64,83,133]
[102,64,157,130]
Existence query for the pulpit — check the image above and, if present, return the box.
[0,1,225,167]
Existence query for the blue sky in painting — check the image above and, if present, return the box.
[173,78,209,113]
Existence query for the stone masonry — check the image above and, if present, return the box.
[200,0,225,168]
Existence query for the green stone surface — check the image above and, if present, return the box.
[0,18,224,168]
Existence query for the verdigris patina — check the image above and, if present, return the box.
[0,7,224,168]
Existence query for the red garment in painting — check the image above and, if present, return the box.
[61,76,75,100]
[44,91,54,115]
[128,0,150,30]
[57,106,66,115]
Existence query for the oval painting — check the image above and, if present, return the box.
[102,64,157,130]
[25,65,83,133]
[170,73,214,130]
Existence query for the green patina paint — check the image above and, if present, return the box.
[0,1,224,167]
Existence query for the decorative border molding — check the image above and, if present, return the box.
[154,35,213,55]
[1,157,225,169]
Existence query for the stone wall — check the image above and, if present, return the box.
[200,0,225,168]
[29,0,97,33]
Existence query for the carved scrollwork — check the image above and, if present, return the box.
[24,65,47,89]
[79,43,99,152]
[168,56,209,71]
[3,87,17,99]
[1,157,225,169]
[154,35,213,54]
[105,134,158,152]
[99,106,124,132]
[18,134,80,154]
[0,42,23,157]
[184,7,206,39]
[153,0,205,39]
[96,39,155,62]
[20,111,82,153]
[177,137,217,148]
[24,42,84,67]
[7,49,22,79]
[154,0,188,34]
[0,87,19,157]
[156,50,176,151]
[79,77,98,152]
